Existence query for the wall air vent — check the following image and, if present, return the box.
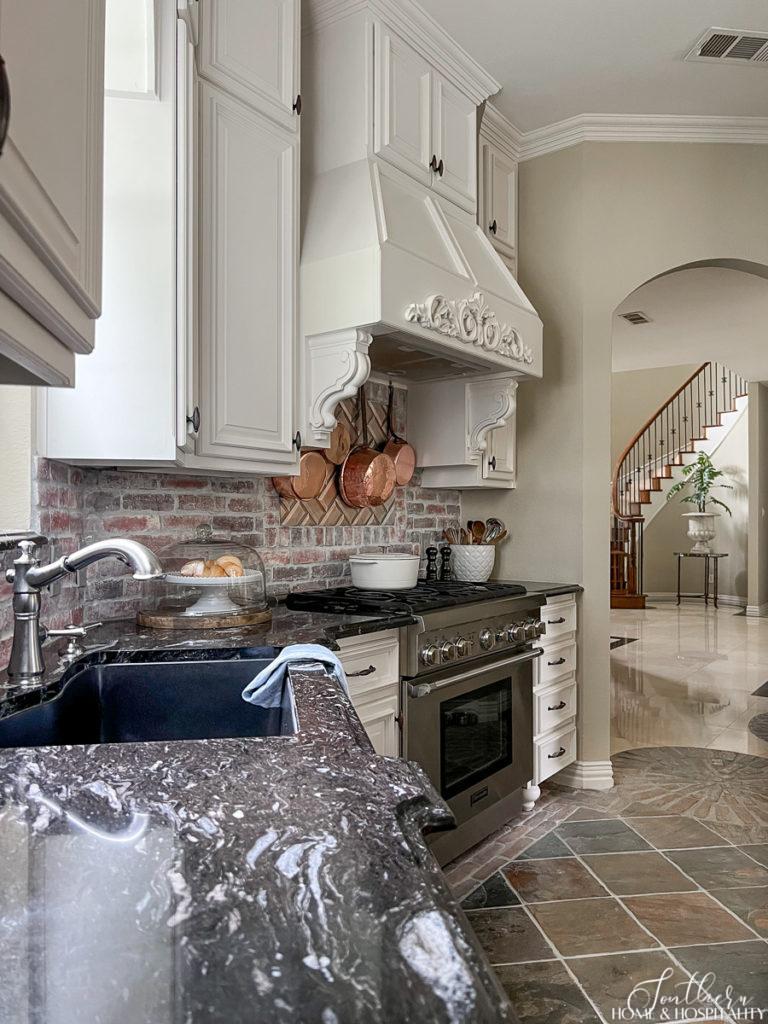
[620,311,652,326]
[685,28,768,66]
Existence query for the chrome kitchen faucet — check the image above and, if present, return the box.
[3,535,163,685]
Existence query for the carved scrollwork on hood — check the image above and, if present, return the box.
[405,291,534,366]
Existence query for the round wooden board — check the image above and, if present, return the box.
[137,607,273,630]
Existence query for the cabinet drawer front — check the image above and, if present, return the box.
[535,726,576,784]
[338,632,399,697]
[535,679,577,737]
[539,600,577,642]
[537,641,576,687]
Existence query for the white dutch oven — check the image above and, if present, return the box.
[349,552,420,590]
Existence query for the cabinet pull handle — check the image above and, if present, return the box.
[186,406,201,433]
[429,154,439,172]
[293,94,302,115]
[488,456,497,471]
[547,701,567,712]
[548,657,566,666]
[292,430,302,450]
[437,158,444,177]
[548,617,566,625]
[489,219,497,235]
[0,55,10,157]
[548,746,567,759]
[347,664,376,678]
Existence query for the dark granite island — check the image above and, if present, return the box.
[0,647,515,1022]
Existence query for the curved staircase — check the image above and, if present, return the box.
[611,362,748,609]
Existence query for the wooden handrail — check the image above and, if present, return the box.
[611,363,708,522]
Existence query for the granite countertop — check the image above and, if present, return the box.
[0,622,515,1022]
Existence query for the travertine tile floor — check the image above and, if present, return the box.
[447,748,768,1023]
[611,604,768,757]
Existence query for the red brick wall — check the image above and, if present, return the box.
[0,459,460,665]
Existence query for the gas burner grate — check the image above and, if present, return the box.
[286,580,527,616]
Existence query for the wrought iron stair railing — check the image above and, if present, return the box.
[611,361,748,607]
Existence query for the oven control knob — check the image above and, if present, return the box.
[439,640,456,663]
[420,644,439,667]
[479,628,494,650]
[511,625,528,643]
[455,636,472,658]
[525,622,539,640]
[535,619,547,637]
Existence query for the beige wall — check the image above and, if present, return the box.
[611,364,698,468]
[644,409,749,600]
[0,386,33,531]
[468,142,768,772]
[748,382,768,613]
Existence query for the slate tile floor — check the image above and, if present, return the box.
[447,747,768,1023]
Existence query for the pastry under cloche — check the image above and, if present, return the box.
[138,525,269,629]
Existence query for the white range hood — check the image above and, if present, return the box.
[300,0,543,448]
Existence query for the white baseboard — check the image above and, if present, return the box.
[647,592,746,609]
[746,602,768,617]
[554,759,614,791]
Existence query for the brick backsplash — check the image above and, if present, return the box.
[0,456,460,665]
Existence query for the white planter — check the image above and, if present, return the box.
[450,545,496,582]
[349,552,420,590]
[682,512,719,554]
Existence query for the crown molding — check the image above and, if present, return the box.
[480,102,522,162]
[518,113,768,161]
[304,0,500,104]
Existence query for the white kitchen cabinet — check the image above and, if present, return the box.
[523,594,579,809]
[199,0,300,130]
[478,103,518,264]
[40,0,301,475]
[408,374,518,489]
[373,23,476,214]
[431,74,476,212]
[336,630,401,757]
[0,0,105,386]
[197,83,299,466]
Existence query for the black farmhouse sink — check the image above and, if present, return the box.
[0,657,287,748]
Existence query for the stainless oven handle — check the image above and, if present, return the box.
[407,648,543,698]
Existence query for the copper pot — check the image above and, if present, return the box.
[338,385,396,508]
[383,382,416,486]
[325,420,352,465]
[272,449,327,501]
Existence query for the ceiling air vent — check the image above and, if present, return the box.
[620,311,652,326]
[685,28,768,66]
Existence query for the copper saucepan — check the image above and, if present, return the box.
[272,448,328,501]
[383,381,416,486]
[338,385,396,508]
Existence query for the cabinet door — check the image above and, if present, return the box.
[0,0,105,361]
[373,25,431,185]
[482,142,516,255]
[431,74,476,213]
[199,0,300,129]
[483,422,516,484]
[197,83,298,466]
[354,690,401,757]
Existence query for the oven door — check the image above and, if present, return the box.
[403,649,539,827]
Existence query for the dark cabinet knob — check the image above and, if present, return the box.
[437,158,444,177]
[429,154,438,172]
[547,701,567,712]
[292,430,302,450]
[186,406,201,433]
[489,219,497,235]
[293,94,302,115]
[488,456,497,471]
[0,55,10,157]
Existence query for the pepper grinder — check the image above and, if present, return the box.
[425,547,438,581]
[439,545,452,581]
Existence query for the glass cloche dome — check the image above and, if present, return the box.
[138,525,269,629]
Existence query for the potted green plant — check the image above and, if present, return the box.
[666,452,732,553]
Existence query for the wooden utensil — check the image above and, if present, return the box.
[338,385,397,508]
[383,382,416,486]
[442,527,458,545]
[272,449,327,501]
[325,420,352,466]
[459,527,471,545]
[469,521,487,545]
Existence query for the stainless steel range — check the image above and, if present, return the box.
[287,581,545,864]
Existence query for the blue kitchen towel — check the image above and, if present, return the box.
[241,644,350,734]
